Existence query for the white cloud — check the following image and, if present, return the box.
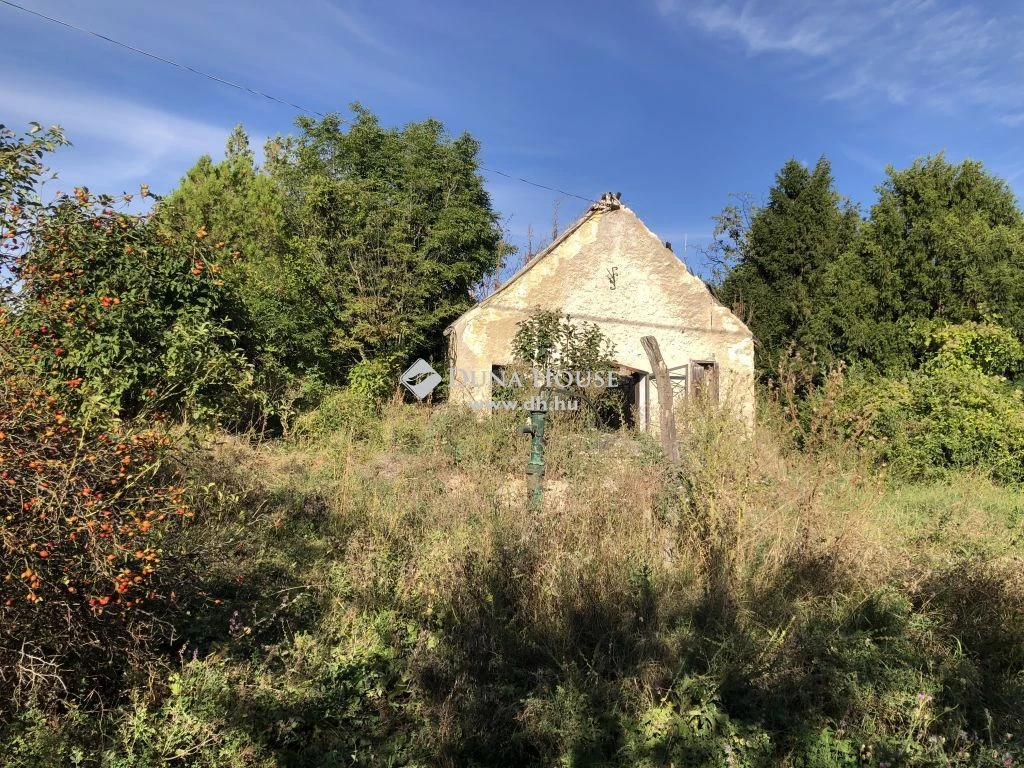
[661,0,1024,120]
[2,0,432,111]
[0,0,435,196]
[321,2,397,57]
[0,78,232,192]
[687,4,838,56]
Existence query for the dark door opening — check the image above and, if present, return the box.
[590,370,643,429]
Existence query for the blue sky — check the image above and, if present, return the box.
[2,0,1023,277]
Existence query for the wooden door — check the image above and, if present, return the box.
[690,361,719,404]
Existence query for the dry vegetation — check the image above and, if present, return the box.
[3,399,1023,766]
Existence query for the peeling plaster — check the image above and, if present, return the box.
[447,202,756,426]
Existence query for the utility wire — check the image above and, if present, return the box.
[0,0,596,204]
[477,167,594,203]
[0,0,326,117]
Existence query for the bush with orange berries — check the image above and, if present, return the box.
[5,188,259,427]
[0,366,193,704]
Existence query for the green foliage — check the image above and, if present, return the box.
[721,154,1024,486]
[510,309,626,423]
[622,676,773,768]
[266,105,510,372]
[511,308,616,371]
[158,127,313,415]
[818,154,1024,372]
[869,370,1024,483]
[813,322,1024,483]
[9,103,1024,767]
[347,357,399,405]
[0,122,67,210]
[156,109,509,426]
[917,318,1024,377]
[293,387,380,441]
[6,109,506,431]
[717,157,859,374]
[8,190,255,425]
[718,154,1024,379]
[0,122,69,298]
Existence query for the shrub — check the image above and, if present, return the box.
[915,317,1024,378]
[778,322,1024,483]
[511,309,616,371]
[293,387,380,441]
[6,190,256,427]
[346,357,398,405]
[836,322,1024,482]
[867,363,1024,482]
[510,309,628,426]
[0,122,69,257]
[0,368,192,705]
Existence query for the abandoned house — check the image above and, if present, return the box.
[444,194,755,428]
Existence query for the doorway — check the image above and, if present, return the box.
[690,360,719,404]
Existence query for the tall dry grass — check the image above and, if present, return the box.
[191,398,1020,763]
[5,397,1022,766]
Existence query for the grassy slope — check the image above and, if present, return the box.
[5,401,1023,767]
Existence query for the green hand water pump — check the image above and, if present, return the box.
[519,393,548,508]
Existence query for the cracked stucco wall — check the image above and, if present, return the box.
[446,204,755,426]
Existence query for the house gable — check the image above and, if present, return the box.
[446,197,755,424]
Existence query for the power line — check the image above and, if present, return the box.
[0,0,596,204]
[0,0,326,117]
[478,167,594,203]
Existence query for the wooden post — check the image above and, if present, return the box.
[641,335,680,464]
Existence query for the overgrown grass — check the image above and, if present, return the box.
[3,400,1022,766]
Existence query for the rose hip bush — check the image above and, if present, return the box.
[7,189,257,427]
[3,123,257,428]
[0,126,224,705]
[0,364,195,704]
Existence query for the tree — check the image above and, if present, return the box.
[266,106,511,379]
[157,109,511,426]
[717,157,859,375]
[158,127,314,418]
[818,154,1024,371]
